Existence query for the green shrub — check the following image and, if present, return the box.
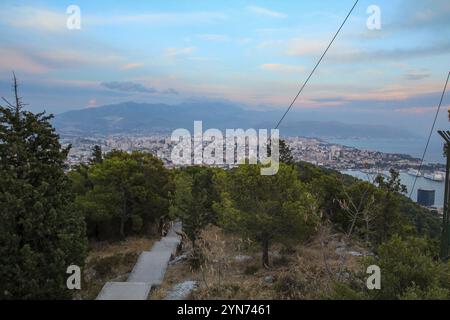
[131,215,143,233]
[275,274,307,299]
[273,255,290,267]
[93,254,123,278]
[189,248,206,270]
[243,265,259,275]
[327,281,367,300]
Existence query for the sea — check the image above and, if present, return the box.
[341,170,445,208]
[327,137,446,207]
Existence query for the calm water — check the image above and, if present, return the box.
[341,170,445,207]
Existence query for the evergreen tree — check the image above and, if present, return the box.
[367,236,449,300]
[279,139,294,165]
[0,75,87,299]
[89,145,103,164]
[267,139,294,165]
[373,169,408,243]
[170,167,218,249]
[215,164,320,267]
[73,150,173,240]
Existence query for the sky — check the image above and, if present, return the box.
[0,0,449,138]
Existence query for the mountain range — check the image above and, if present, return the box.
[52,101,418,140]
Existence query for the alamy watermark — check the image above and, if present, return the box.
[66,265,81,290]
[366,265,381,290]
[170,121,280,175]
[367,5,381,30]
[66,5,81,30]
[65,4,380,32]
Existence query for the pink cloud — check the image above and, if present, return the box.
[393,105,447,114]
[0,49,50,74]
[260,63,304,73]
[87,98,97,108]
[120,62,144,71]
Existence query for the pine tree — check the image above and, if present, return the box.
[170,167,218,249]
[89,145,103,165]
[74,150,173,240]
[279,139,294,165]
[215,164,320,267]
[0,75,87,299]
[373,169,407,244]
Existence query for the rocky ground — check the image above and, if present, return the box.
[150,225,370,300]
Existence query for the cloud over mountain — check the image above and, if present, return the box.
[101,81,178,95]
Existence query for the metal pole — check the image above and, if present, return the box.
[439,131,450,261]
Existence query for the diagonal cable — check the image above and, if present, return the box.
[409,71,450,199]
[274,0,359,130]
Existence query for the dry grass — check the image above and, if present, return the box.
[152,225,367,300]
[86,237,154,262]
[150,263,196,300]
[76,236,155,300]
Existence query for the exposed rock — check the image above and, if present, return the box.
[169,254,188,266]
[335,246,364,257]
[264,276,274,284]
[164,281,198,300]
[234,255,253,263]
[336,271,351,280]
[347,251,363,257]
[269,251,281,259]
[335,247,346,254]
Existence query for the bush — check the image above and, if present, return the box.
[92,255,123,278]
[243,265,259,275]
[361,236,450,300]
[92,252,138,278]
[275,274,307,299]
[400,283,449,300]
[189,248,206,270]
[272,255,290,267]
[327,281,367,300]
[131,215,143,233]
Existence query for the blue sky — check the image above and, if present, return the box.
[0,0,449,136]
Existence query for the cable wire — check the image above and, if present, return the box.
[274,0,359,130]
[409,71,450,199]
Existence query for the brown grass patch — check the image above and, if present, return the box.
[76,236,155,300]
[152,225,366,300]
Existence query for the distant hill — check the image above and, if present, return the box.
[53,101,418,139]
[53,101,262,135]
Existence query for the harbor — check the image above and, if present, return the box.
[341,169,445,208]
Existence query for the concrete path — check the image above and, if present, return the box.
[96,282,151,300]
[96,222,182,300]
[127,250,172,285]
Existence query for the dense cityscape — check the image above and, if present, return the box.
[63,134,445,174]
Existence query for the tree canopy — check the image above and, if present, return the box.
[70,150,173,240]
[0,76,87,299]
[215,163,321,267]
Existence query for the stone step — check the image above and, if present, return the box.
[96,282,151,300]
[127,250,172,285]
[96,222,183,300]
[166,221,182,237]
[151,238,181,255]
